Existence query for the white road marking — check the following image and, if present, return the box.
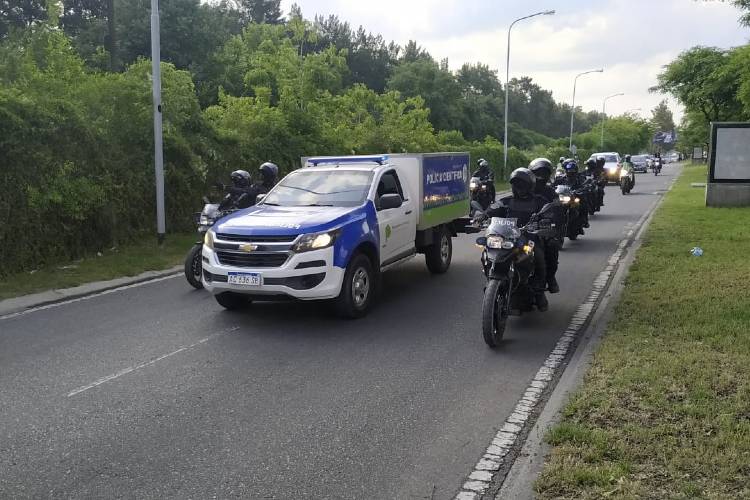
[454,178,678,499]
[0,273,181,321]
[67,326,239,397]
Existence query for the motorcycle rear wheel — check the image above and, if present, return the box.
[482,278,510,348]
[184,243,204,289]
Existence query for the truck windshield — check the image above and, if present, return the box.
[262,170,373,207]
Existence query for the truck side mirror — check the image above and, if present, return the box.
[378,193,402,210]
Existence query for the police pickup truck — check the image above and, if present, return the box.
[201,153,473,317]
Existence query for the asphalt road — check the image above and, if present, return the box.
[0,168,679,499]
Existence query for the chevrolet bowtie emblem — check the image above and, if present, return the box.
[239,243,258,252]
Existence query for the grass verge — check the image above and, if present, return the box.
[0,233,196,301]
[535,164,750,499]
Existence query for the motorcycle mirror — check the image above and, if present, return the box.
[476,236,487,246]
[202,196,210,204]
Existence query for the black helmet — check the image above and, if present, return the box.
[259,162,279,186]
[559,156,565,164]
[563,159,579,174]
[230,169,251,188]
[509,167,535,197]
[585,158,597,169]
[477,158,489,168]
[529,158,553,182]
[625,154,631,162]
[596,155,606,167]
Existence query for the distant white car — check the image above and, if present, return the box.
[589,152,622,183]
[668,152,680,163]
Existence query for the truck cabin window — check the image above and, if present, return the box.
[262,170,374,207]
[377,171,405,200]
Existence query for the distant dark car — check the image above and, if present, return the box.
[631,155,649,173]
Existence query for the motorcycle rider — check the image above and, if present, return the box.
[594,155,607,208]
[529,158,561,294]
[219,162,279,210]
[556,159,590,231]
[483,168,549,311]
[472,158,496,201]
[621,154,636,190]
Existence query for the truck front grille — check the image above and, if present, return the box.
[216,233,298,243]
[216,251,289,268]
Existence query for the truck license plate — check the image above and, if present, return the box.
[228,272,262,286]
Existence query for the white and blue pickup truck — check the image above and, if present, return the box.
[201,153,474,317]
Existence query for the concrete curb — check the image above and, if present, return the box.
[0,266,183,317]
[495,172,680,499]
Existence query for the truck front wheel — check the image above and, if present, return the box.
[334,253,375,319]
[425,227,452,274]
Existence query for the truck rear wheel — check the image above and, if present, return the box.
[215,292,251,310]
[425,227,452,274]
[334,253,375,319]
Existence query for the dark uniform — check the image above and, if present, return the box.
[486,168,549,311]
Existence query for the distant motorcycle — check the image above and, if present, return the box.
[652,158,662,176]
[620,167,635,195]
[556,185,584,240]
[472,201,558,348]
[470,176,495,214]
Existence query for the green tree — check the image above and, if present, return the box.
[233,0,282,25]
[387,58,461,132]
[0,0,46,39]
[650,99,676,132]
[654,46,743,123]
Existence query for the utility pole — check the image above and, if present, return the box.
[150,0,165,244]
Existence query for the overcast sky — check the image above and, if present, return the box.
[282,0,749,123]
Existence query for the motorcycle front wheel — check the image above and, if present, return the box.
[482,278,510,348]
[184,243,204,289]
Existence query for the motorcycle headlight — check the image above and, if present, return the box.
[487,235,514,250]
[470,181,478,190]
[292,230,340,253]
[199,214,216,226]
[575,197,581,203]
[204,230,215,250]
[559,195,571,203]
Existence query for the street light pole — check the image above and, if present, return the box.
[504,9,555,171]
[568,69,603,152]
[601,92,625,149]
[150,0,165,244]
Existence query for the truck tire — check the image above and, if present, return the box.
[184,244,204,289]
[215,292,251,310]
[334,253,375,319]
[425,227,452,274]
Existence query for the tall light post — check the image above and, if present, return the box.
[601,93,625,149]
[569,69,603,152]
[150,0,165,243]
[504,9,555,170]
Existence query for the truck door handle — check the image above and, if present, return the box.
[405,210,413,215]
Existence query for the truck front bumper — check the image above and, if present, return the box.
[201,246,345,300]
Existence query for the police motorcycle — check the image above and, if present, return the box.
[652,156,662,176]
[472,201,559,348]
[469,175,495,214]
[184,193,249,289]
[620,157,635,195]
[555,185,585,241]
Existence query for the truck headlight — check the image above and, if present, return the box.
[293,230,340,253]
[204,230,215,249]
